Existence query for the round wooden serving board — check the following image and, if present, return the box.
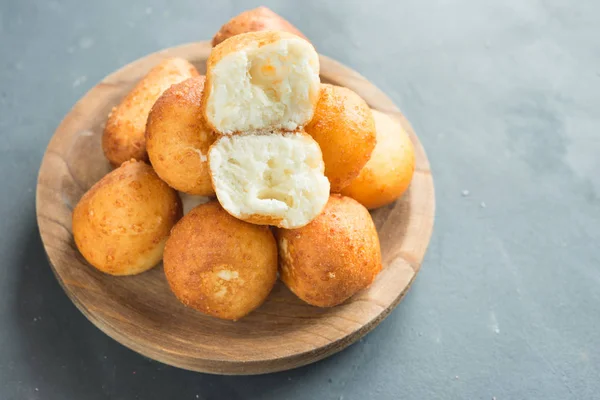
[36,41,435,375]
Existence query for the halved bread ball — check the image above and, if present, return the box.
[163,201,278,321]
[208,132,330,229]
[146,76,217,196]
[305,84,377,192]
[72,160,182,276]
[212,6,308,47]
[103,57,199,166]
[275,195,382,307]
[203,31,320,135]
[341,110,416,209]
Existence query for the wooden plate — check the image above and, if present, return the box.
[36,41,435,375]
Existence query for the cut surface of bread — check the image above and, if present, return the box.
[204,32,320,135]
[209,132,329,228]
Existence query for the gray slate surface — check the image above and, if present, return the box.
[1,0,599,399]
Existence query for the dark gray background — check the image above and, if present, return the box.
[1,0,598,399]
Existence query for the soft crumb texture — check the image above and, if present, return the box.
[146,76,217,195]
[212,6,308,47]
[275,195,382,307]
[204,31,320,134]
[103,57,199,166]
[209,132,330,229]
[163,201,278,321]
[72,160,182,276]
[341,110,415,209]
[305,84,377,192]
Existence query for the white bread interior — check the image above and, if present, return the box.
[205,38,320,134]
[209,132,330,228]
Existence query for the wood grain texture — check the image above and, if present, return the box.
[36,41,435,375]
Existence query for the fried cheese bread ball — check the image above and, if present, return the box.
[72,160,182,276]
[203,31,320,135]
[305,84,377,192]
[163,201,278,320]
[146,76,217,196]
[341,110,416,209]
[212,6,308,47]
[103,58,199,166]
[209,132,330,229]
[275,194,382,307]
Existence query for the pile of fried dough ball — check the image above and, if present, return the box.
[72,7,415,321]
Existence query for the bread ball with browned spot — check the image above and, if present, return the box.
[212,6,308,47]
[146,76,217,195]
[275,194,382,307]
[341,109,415,209]
[72,160,182,275]
[305,84,377,192]
[163,201,278,320]
[103,57,199,166]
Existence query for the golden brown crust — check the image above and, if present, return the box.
[341,110,415,209]
[212,7,308,47]
[305,84,377,192]
[275,195,382,307]
[203,31,315,134]
[72,160,182,276]
[146,76,217,195]
[163,201,278,320]
[103,58,199,166]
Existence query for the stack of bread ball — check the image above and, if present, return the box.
[72,7,415,321]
